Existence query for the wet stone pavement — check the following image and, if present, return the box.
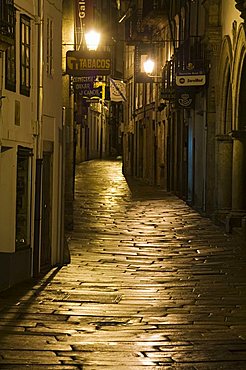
[1,159,246,370]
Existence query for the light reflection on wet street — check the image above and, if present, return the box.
[0,159,246,369]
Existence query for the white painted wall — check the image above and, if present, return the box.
[42,0,63,265]
[0,0,63,269]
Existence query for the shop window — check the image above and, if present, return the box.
[20,14,31,96]
[16,147,32,250]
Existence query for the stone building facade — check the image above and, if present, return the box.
[0,0,65,291]
[121,0,246,234]
[62,0,125,233]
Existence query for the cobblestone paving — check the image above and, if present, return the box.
[0,159,246,369]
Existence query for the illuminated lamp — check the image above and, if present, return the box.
[85,30,101,51]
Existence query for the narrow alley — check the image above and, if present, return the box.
[0,159,246,369]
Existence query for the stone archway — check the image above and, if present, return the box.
[215,36,233,223]
[227,24,246,230]
[231,56,246,212]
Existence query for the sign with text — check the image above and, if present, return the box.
[74,0,93,48]
[66,51,111,76]
[73,76,101,98]
[176,74,206,87]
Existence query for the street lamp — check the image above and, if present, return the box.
[143,57,163,79]
[143,56,166,112]
[85,30,101,50]
[143,58,155,75]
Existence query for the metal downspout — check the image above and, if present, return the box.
[33,0,44,276]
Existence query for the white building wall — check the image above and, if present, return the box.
[0,0,64,290]
[41,0,63,268]
[0,2,36,257]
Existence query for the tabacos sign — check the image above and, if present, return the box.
[66,51,111,76]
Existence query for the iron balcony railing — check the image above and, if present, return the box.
[0,0,15,40]
[161,36,206,101]
[142,0,167,17]
[161,59,176,101]
[175,36,206,73]
[125,0,168,44]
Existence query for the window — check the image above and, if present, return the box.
[0,0,15,38]
[20,14,30,96]
[46,17,53,75]
[5,44,16,91]
[5,4,16,91]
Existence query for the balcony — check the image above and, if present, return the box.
[125,14,153,45]
[0,0,15,51]
[142,0,168,28]
[125,0,168,44]
[161,37,206,102]
[175,37,206,74]
[160,59,176,101]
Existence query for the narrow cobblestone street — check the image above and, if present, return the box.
[1,159,246,369]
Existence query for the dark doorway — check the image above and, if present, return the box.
[40,152,52,271]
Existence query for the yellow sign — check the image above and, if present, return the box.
[176,74,206,86]
[66,51,111,76]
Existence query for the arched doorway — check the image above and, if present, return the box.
[231,56,246,212]
[216,64,233,217]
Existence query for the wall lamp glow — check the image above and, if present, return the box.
[143,58,162,79]
[143,58,155,75]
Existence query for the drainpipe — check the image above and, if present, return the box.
[36,0,43,160]
[33,0,44,276]
[60,107,67,264]
[203,87,208,213]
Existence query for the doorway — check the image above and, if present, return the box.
[40,152,52,271]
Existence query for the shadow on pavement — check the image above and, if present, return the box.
[0,267,62,339]
[124,174,174,201]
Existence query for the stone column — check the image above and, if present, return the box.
[202,0,222,214]
[226,131,246,232]
[216,135,233,215]
[231,131,246,211]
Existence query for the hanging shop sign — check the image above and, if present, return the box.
[75,0,93,48]
[176,74,206,87]
[66,51,111,76]
[73,76,102,98]
[176,91,195,108]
